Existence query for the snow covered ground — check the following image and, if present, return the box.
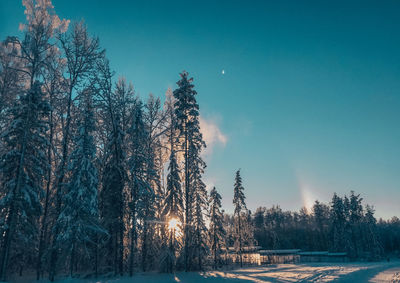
[9,260,400,282]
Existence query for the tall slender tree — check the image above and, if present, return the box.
[0,82,50,280]
[127,99,147,276]
[233,169,246,267]
[97,58,127,276]
[161,100,183,272]
[54,91,106,277]
[209,187,225,269]
[173,71,204,271]
[49,21,102,281]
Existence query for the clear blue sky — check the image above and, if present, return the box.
[1,0,400,219]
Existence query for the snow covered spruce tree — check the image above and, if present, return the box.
[139,96,165,272]
[49,22,103,281]
[96,58,128,276]
[233,169,247,267]
[160,98,183,273]
[330,193,346,252]
[312,200,330,251]
[0,81,50,280]
[191,157,208,270]
[173,71,206,271]
[209,187,226,269]
[53,91,106,277]
[127,98,147,276]
[362,205,383,260]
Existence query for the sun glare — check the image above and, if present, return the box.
[168,218,180,231]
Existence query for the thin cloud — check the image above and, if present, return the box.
[200,116,227,157]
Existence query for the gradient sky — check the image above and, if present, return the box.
[1,0,400,219]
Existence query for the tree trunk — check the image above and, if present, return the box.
[0,129,28,281]
[37,105,54,280]
[49,86,74,281]
[184,128,190,272]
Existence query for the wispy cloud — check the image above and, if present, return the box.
[200,116,227,157]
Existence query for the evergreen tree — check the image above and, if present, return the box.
[209,187,225,269]
[97,58,127,277]
[330,193,346,252]
[100,112,126,276]
[49,22,102,281]
[233,169,246,267]
[54,92,106,277]
[160,107,183,272]
[242,210,256,249]
[348,191,363,258]
[0,82,50,280]
[127,99,147,276]
[363,205,382,260]
[173,71,204,271]
[312,200,330,251]
[191,159,208,270]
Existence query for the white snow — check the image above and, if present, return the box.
[9,260,400,283]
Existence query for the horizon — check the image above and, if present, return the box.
[1,0,400,219]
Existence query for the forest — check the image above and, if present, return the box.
[0,0,399,281]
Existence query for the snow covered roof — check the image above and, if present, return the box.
[259,249,301,255]
[226,246,262,253]
[299,251,329,256]
[298,251,347,257]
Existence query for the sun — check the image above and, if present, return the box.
[168,218,183,238]
[168,218,180,231]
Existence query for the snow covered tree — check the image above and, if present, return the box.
[96,58,127,276]
[330,193,346,252]
[242,210,256,250]
[0,40,23,124]
[160,100,183,272]
[173,71,206,271]
[36,43,66,280]
[191,158,208,270]
[362,205,382,260]
[347,191,364,258]
[312,200,330,251]
[12,0,69,88]
[127,99,147,276]
[0,81,50,280]
[49,21,102,281]
[208,187,225,269]
[139,95,165,272]
[54,91,106,277]
[233,169,246,267]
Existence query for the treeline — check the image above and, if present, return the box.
[250,191,400,260]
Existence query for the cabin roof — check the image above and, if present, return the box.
[298,251,329,256]
[298,251,347,257]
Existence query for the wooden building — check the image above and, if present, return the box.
[224,248,349,266]
[225,246,262,265]
[259,249,301,264]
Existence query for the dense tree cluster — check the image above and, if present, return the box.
[0,0,225,280]
[252,191,399,260]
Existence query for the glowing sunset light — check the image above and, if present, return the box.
[168,218,180,231]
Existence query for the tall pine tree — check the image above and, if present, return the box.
[54,91,106,277]
[173,71,205,271]
[209,187,225,269]
[233,169,246,267]
[0,82,50,280]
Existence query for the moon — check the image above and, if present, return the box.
[222,69,225,75]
